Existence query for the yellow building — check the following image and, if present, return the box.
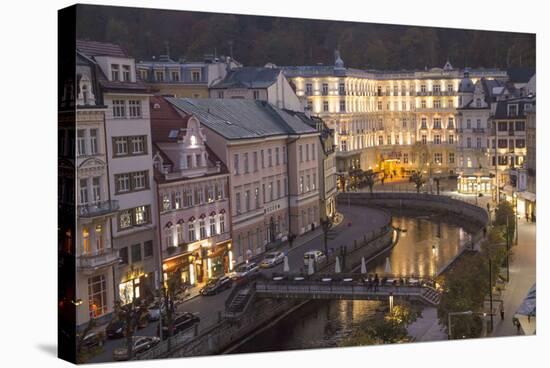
[283,53,507,188]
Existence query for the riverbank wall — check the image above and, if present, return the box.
[136,210,394,360]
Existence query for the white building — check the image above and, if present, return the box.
[456,75,503,194]
[77,40,158,309]
[74,50,119,328]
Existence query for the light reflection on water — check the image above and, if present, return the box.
[232,215,469,354]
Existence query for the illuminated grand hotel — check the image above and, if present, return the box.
[282,52,508,190]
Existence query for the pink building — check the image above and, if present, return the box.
[167,98,321,264]
[150,97,231,287]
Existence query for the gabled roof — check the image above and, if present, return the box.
[76,40,148,93]
[76,40,129,58]
[150,96,192,143]
[210,67,280,89]
[507,68,536,83]
[493,96,535,119]
[166,98,317,140]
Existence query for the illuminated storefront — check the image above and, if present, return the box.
[118,267,154,305]
[206,240,232,279]
[457,175,492,194]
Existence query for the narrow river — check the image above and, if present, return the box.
[231,214,472,353]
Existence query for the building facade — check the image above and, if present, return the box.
[137,53,241,98]
[283,52,507,190]
[150,96,232,286]
[77,40,159,309]
[455,76,503,194]
[166,98,320,264]
[74,50,119,328]
[489,96,533,214]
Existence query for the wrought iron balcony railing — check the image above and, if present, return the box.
[78,200,119,218]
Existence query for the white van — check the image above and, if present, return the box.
[303,250,326,266]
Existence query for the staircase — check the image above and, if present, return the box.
[223,285,256,319]
[421,287,442,306]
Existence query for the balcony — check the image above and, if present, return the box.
[78,200,119,218]
[78,248,120,274]
[472,128,485,133]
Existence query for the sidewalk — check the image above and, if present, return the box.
[407,307,447,342]
[489,219,536,337]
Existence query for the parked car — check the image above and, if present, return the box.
[147,301,165,321]
[200,276,232,296]
[230,262,260,281]
[106,319,127,339]
[260,251,285,268]
[303,250,327,267]
[78,331,105,350]
[159,312,200,340]
[112,336,160,361]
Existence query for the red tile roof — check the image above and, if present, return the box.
[76,40,129,58]
[150,96,191,143]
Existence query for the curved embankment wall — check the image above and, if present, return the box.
[337,192,489,233]
[337,192,490,276]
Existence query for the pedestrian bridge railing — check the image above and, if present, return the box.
[255,273,441,306]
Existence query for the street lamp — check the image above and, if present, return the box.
[389,293,394,312]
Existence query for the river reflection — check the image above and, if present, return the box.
[232,215,470,354]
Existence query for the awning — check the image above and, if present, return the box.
[519,191,536,202]
[515,284,536,317]
[514,283,536,335]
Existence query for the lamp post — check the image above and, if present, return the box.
[488,258,494,332]
[506,216,510,282]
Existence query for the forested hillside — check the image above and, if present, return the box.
[75,4,535,70]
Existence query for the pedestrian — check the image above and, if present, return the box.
[525,213,530,223]
[500,306,504,321]
[374,273,379,292]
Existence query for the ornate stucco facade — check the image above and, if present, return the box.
[283,53,507,190]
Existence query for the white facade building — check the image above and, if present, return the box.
[77,40,158,310]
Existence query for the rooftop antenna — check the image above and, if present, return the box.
[228,40,234,60]
[164,40,170,59]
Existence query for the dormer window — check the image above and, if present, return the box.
[508,104,518,117]
[122,65,131,82]
[476,98,482,108]
[191,69,201,82]
[139,69,148,81]
[155,70,164,82]
[111,64,120,81]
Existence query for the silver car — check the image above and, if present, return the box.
[113,336,160,361]
[260,251,285,268]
